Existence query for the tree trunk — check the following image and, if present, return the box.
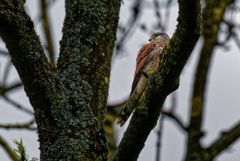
[0,1,120,160]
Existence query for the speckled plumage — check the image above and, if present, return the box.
[117,32,170,126]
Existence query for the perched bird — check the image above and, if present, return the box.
[117,32,170,126]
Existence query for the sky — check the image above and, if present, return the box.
[1,0,240,161]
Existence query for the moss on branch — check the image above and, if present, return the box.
[113,0,201,160]
[0,1,121,161]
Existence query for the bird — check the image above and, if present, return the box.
[117,32,170,126]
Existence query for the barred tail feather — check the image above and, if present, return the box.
[117,74,148,126]
[117,100,136,126]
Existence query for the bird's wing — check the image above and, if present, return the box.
[131,42,157,94]
[117,42,157,126]
[134,43,157,77]
[117,74,148,126]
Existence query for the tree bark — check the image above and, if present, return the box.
[113,0,201,160]
[185,0,234,161]
[0,0,120,160]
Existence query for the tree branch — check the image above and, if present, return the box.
[2,60,13,84]
[0,49,8,56]
[0,135,19,161]
[155,115,164,161]
[0,4,61,160]
[0,1,53,112]
[40,0,56,66]
[115,0,142,56]
[0,82,33,115]
[57,0,121,122]
[113,0,201,160]
[0,82,22,95]
[105,100,128,160]
[2,95,33,115]
[205,121,240,160]
[0,119,36,131]
[33,1,121,160]
[161,109,187,132]
[185,1,235,160]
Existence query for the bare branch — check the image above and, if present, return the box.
[2,95,34,115]
[0,119,36,131]
[155,116,164,161]
[47,0,57,6]
[0,1,53,103]
[2,60,12,84]
[186,1,235,160]
[153,0,165,31]
[0,49,8,56]
[40,0,56,66]
[205,121,240,160]
[232,32,240,49]
[113,0,201,160]
[0,82,22,95]
[4,82,22,93]
[161,109,187,132]
[0,135,19,161]
[115,0,142,56]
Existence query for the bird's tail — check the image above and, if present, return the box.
[117,74,148,126]
[117,100,134,126]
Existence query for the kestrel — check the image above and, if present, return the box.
[117,32,170,126]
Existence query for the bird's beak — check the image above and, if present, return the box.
[148,38,152,41]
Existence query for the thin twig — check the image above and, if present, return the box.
[161,109,187,132]
[0,135,19,161]
[164,0,174,25]
[47,0,57,6]
[2,95,34,115]
[0,82,22,95]
[0,49,8,56]
[153,0,165,31]
[40,0,55,66]
[155,115,165,161]
[205,121,240,160]
[33,0,59,23]
[232,32,240,49]
[2,60,12,84]
[115,0,142,56]
[170,91,177,112]
[0,119,36,131]
[4,82,22,93]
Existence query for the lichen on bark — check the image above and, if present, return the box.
[0,0,121,160]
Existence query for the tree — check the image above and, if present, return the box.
[0,0,240,161]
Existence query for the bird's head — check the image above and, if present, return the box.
[149,32,170,42]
